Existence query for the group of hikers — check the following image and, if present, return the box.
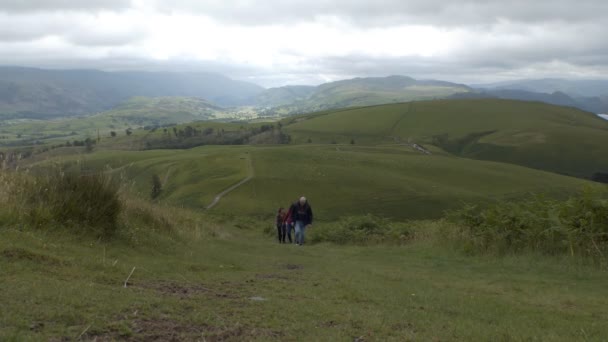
[275,196,313,246]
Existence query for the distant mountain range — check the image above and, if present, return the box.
[472,79,608,97]
[1,66,607,120]
[467,79,608,113]
[0,66,264,119]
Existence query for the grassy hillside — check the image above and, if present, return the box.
[283,99,608,178]
[24,144,595,221]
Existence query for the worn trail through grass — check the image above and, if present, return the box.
[206,152,254,210]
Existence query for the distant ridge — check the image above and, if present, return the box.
[0,66,264,119]
[255,75,472,114]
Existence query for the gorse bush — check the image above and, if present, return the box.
[447,187,608,260]
[9,170,122,237]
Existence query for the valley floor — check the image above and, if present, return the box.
[1,222,607,341]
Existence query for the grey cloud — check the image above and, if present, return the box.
[0,12,147,47]
[64,28,147,47]
[156,0,608,27]
[0,0,132,13]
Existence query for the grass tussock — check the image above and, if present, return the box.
[119,196,223,243]
[0,169,216,242]
[446,187,608,261]
[1,170,121,236]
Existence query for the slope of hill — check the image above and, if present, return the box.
[256,75,471,114]
[0,67,264,119]
[282,99,608,178]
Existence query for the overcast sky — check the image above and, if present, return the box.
[0,0,607,87]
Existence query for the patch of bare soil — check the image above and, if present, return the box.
[1,247,64,266]
[283,264,304,270]
[87,318,282,342]
[134,280,242,300]
[255,273,289,280]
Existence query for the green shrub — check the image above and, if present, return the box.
[16,171,122,237]
[447,187,608,260]
[309,215,414,245]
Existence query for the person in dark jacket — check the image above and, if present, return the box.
[290,196,313,246]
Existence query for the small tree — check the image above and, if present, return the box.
[126,128,133,136]
[350,138,355,145]
[84,138,95,153]
[307,138,312,144]
[151,174,162,199]
[110,131,117,137]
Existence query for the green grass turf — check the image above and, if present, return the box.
[1,221,607,341]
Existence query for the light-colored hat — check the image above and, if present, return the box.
[299,196,307,203]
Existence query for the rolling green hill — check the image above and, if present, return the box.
[25,144,595,221]
[257,75,471,114]
[282,99,608,178]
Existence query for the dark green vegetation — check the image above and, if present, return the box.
[448,188,608,260]
[5,171,122,236]
[0,66,263,119]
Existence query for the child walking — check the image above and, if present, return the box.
[276,208,287,243]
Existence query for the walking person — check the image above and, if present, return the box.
[290,196,313,246]
[276,208,287,243]
[283,205,294,243]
